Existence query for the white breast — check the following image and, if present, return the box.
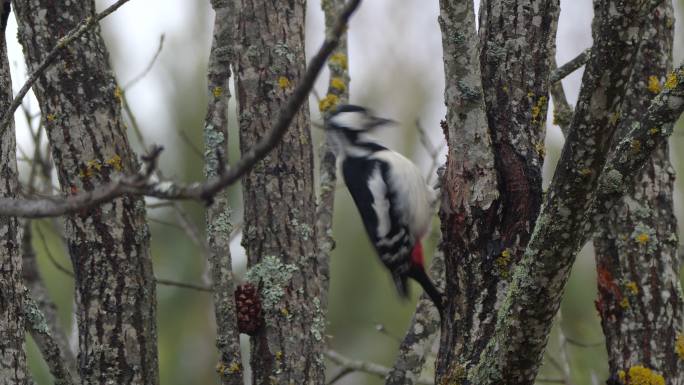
[371,150,435,240]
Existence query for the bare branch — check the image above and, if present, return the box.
[0,0,134,134]
[325,350,434,385]
[549,49,591,83]
[23,290,76,385]
[123,34,164,90]
[0,0,362,218]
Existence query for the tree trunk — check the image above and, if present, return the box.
[12,1,158,383]
[594,1,684,382]
[233,1,325,384]
[467,1,673,383]
[0,1,27,382]
[204,0,244,384]
[436,0,558,379]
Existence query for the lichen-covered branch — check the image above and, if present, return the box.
[439,0,560,377]
[315,0,350,309]
[435,0,499,377]
[0,1,27,381]
[386,250,444,385]
[593,2,684,382]
[468,1,680,383]
[203,1,243,383]
[12,0,159,382]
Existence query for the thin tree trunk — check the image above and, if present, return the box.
[0,1,27,382]
[233,1,325,384]
[204,0,244,384]
[436,0,558,379]
[467,1,678,383]
[12,1,159,383]
[594,1,684,382]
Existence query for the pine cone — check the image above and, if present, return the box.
[235,283,263,335]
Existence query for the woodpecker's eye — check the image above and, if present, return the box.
[326,111,370,131]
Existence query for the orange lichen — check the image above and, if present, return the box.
[318,94,340,112]
[676,334,684,360]
[106,154,123,171]
[619,297,630,309]
[212,86,223,97]
[330,77,346,92]
[635,233,650,245]
[329,52,348,70]
[624,365,665,385]
[277,76,291,89]
[579,168,593,177]
[664,72,678,90]
[114,86,123,103]
[626,281,639,295]
[647,76,662,94]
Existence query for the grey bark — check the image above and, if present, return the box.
[594,2,684,382]
[386,251,444,385]
[467,1,683,383]
[0,0,28,382]
[435,0,499,378]
[315,0,349,311]
[436,0,558,381]
[204,1,244,384]
[12,1,159,383]
[234,1,325,383]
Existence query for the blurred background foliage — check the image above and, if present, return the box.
[4,0,683,384]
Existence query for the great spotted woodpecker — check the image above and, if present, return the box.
[324,104,443,314]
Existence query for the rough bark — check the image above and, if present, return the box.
[315,0,349,311]
[204,1,244,384]
[386,251,444,385]
[234,1,324,384]
[12,1,158,383]
[594,2,684,382]
[0,1,28,382]
[435,0,499,379]
[467,1,675,383]
[436,0,558,380]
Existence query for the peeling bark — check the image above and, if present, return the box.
[0,1,28,382]
[593,2,684,382]
[12,1,158,383]
[234,1,325,383]
[204,1,244,384]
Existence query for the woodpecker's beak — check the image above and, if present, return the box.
[369,117,396,129]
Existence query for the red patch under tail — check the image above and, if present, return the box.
[411,241,425,268]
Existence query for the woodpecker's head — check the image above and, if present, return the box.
[324,105,394,133]
[323,105,395,156]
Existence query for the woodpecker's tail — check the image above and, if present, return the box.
[408,267,444,316]
[392,272,410,299]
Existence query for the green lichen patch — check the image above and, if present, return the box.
[246,255,298,312]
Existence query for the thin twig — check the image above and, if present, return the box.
[155,278,211,292]
[0,0,134,134]
[325,350,434,385]
[123,34,165,90]
[549,49,591,83]
[0,0,363,218]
